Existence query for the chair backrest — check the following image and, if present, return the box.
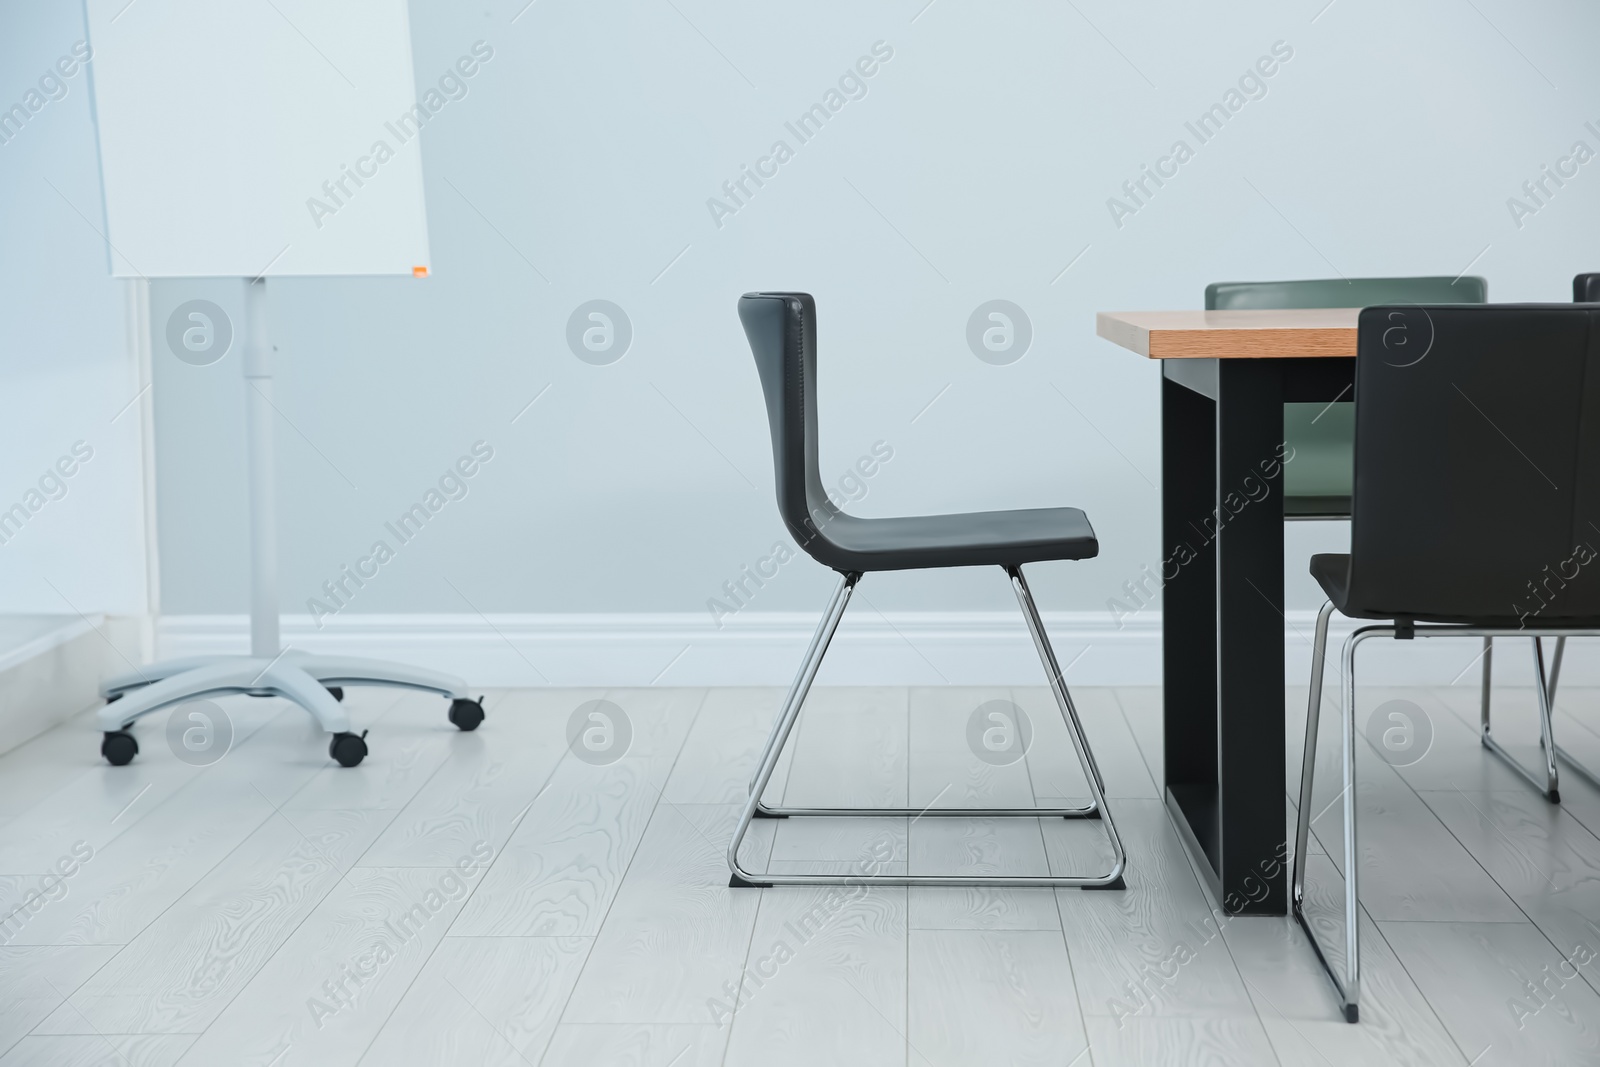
[1577,274,1600,302]
[1206,276,1488,312]
[1346,304,1600,624]
[1206,277,1487,512]
[737,292,837,553]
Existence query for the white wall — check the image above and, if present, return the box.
[0,4,149,618]
[138,0,1600,682]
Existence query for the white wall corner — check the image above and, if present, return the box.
[127,276,161,622]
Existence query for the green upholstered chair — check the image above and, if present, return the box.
[1205,276,1489,518]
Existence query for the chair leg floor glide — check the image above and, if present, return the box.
[725,565,1127,890]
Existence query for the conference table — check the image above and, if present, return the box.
[1097,308,1359,916]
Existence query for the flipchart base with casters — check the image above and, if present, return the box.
[98,280,483,768]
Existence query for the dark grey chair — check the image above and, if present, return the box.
[1205,276,1487,518]
[1294,303,1600,1023]
[729,292,1126,890]
[1477,274,1600,800]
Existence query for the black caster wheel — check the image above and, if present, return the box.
[329,730,368,767]
[325,686,345,702]
[102,731,138,766]
[448,698,485,732]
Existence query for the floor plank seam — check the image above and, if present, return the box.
[525,687,710,1067]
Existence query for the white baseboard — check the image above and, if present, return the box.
[153,612,1592,690]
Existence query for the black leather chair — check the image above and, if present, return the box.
[1293,303,1600,1023]
[729,292,1126,890]
[1477,273,1600,797]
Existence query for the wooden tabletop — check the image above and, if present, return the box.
[1096,308,1359,359]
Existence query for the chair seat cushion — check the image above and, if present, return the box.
[1285,495,1351,519]
[810,507,1097,572]
[1310,553,1352,611]
[1310,552,1598,626]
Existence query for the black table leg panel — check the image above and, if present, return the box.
[1161,373,1222,876]
[1162,360,1289,916]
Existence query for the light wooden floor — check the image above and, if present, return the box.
[2,680,1600,1066]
